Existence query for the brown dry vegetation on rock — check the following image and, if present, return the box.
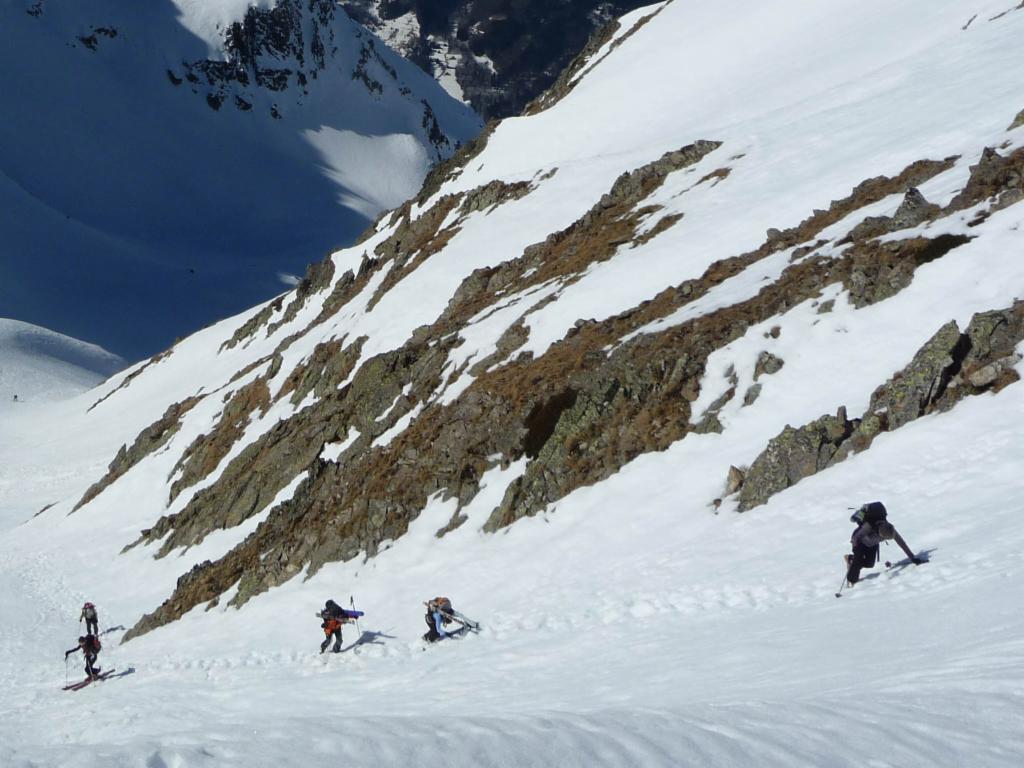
[74,396,201,511]
[121,145,1023,640]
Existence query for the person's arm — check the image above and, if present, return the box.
[65,647,79,658]
[892,529,920,563]
[433,611,447,638]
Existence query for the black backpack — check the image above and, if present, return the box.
[850,501,887,526]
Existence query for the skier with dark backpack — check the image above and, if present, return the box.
[316,599,363,653]
[844,502,921,586]
[65,634,102,678]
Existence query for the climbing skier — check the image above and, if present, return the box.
[79,602,99,635]
[65,634,102,678]
[423,597,453,643]
[422,596,479,642]
[845,502,920,585]
[317,599,350,653]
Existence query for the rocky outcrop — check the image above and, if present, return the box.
[737,408,855,511]
[118,145,1024,640]
[340,1,654,120]
[73,397,201,511]
[169,0,457,157]
[843,188,941,241]
[179,0,333,113]
[167,378,272,504]
[754,352,785,380]
[841,234,973,308]
[948,146,1024,218]
[525,2,669,116]
[733,302,1024,510]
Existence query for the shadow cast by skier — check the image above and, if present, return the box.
[886,548,937,575]
[101,625,126,636]
[107,667,136,680]
[341,630,395,653]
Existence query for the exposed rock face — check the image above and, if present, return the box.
[338,0,654,119]
[172,0,458,156]
[737,408,855,511]
[754,352,784,380]
[111,140,1024,641]
[74,397,200,511]
[734,302,1024,510]
[842,234,973,308]
[844,188,941,241]
[168,378,272,504]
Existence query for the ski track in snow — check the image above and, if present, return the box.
[3,0,1024,765]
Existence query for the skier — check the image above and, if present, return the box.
[65,634,102,678]
[318,599,349,653]
[423,597,454,643]
[844,502,921,585]
[79,602,99,635]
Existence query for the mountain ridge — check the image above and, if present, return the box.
[2,2,1024,765]
[1,0,481,359]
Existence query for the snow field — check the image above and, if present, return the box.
[3,369,1024,766]
[0,319,125,406]
[2,0,1024,765]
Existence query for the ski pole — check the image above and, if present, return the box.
[835,574,848,599]
[65,656,69,686]
[350,596,362,636]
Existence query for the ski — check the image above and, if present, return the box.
[441,611,481,632]
[62,669,115,691]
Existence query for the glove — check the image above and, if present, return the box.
[911,557,922,565]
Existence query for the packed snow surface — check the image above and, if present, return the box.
[2,0,1024,765]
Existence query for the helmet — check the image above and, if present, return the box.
[83,602,94,609]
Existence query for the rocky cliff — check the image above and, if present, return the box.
[338,0,653,119]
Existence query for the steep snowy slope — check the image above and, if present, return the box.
[0,319,124,404]
[2,0,1024,765]
[0,0,481,359]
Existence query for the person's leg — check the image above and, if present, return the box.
[847,544,873,584]
[332,628,342,652]
[423,613,440,642]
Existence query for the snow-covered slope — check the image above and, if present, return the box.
[0,0,481,359]
[2,0,1024,764]
[0,319,124,404]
